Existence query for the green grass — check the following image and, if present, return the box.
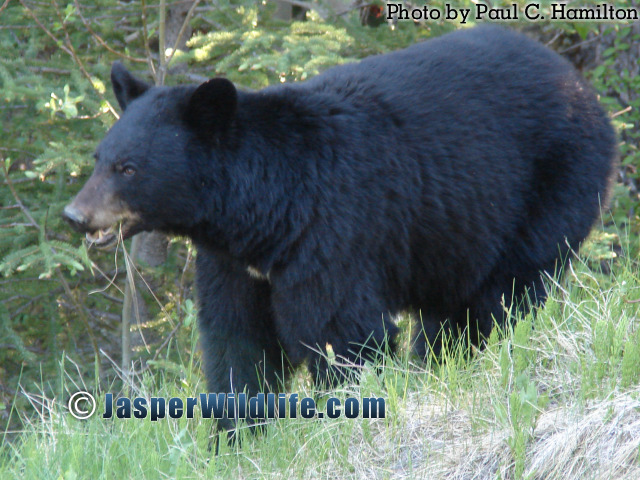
[2,237,640,480]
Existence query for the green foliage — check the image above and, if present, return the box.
[0,2,638,475]
[587,25,640,233]
[181,19,356,86]
[495,318,548,480]
[620,326,640,387]
[173,2,442,88]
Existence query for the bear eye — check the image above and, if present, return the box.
[121,165,136,177]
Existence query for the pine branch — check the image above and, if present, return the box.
[50,0,119,118]
[2,159,40,231]
[2,155,102,371]
[73,0,148,64]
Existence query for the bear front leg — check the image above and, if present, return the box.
[195,251,285,431]
[271,274,397,389]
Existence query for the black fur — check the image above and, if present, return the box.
[66,26,617,431]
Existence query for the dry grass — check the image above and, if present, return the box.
[335,389,640,480]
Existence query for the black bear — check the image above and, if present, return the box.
[63,26,617,429]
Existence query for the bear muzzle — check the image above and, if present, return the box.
[62,204,119,248]
[62,204,89,233]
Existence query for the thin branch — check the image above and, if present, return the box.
[96,291,124,304]
[87,256,125,296]
[158,0,167,85]
[0,344,43,354]
[164,0,202,69]
[147,244,192,364]
[558,34,602,54]
[73,0,147,64]
[20,0,118,118]
[0,222,37,228]
[18,0,73,57]
[140,0,158,82]
[149,314,184,364]
[121,232,142,376]
[56,268,102,371]
[178,244,193,310]
[612,106,632,119]
[119,237,174,322]
[2,176,35,185]
[2,159,41,231]
[13,289,62,316]
[27,66,72,75]
[50,0,119,118]
[0,146,37,157]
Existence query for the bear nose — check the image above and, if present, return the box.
[62,204,89,233]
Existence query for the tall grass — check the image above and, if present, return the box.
[2,236,639,479]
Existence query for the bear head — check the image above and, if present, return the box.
[62,62,238,248]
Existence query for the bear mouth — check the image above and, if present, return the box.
[85,226,117,248]
[85,222,140,249]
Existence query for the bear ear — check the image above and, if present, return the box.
[111,62,151,111]
[185,78,237,140]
